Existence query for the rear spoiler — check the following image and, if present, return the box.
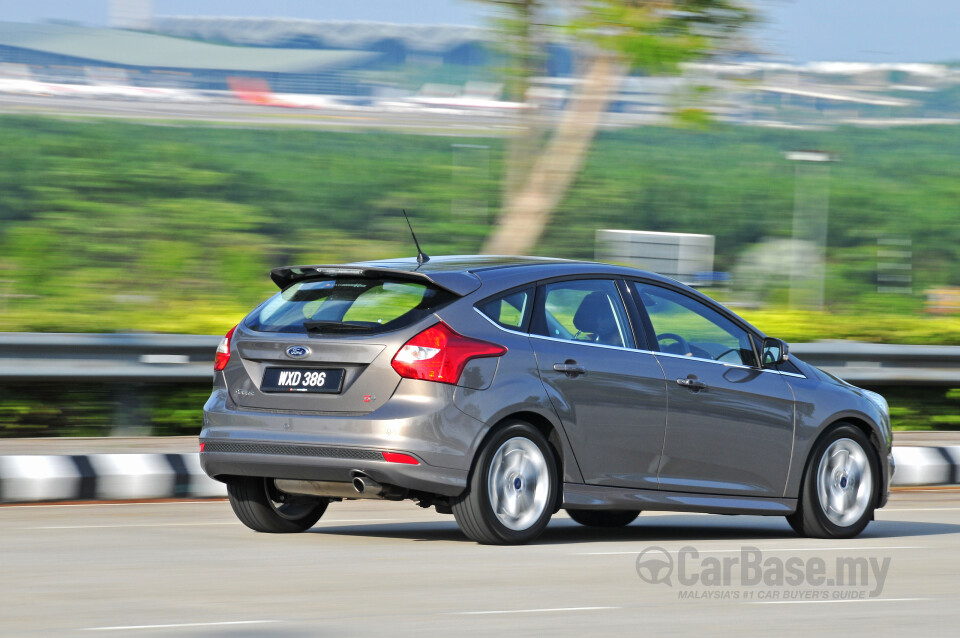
[270,265,482,296]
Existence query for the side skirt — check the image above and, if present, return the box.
[562,483,796,516]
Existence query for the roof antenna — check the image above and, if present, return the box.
[402,209,430,265]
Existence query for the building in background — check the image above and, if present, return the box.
[596,230,716,285]
[0,16,958,124]
[0,22,378,94]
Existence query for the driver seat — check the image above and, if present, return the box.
[572,291,623,346]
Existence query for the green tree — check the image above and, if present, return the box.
[476,0,755,255]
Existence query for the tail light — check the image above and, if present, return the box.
[391,322,506,385]
[214,325,237,371]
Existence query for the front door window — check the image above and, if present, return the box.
[632,283,755,366]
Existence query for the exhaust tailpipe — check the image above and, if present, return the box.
[353,476,383,496]
[274,477,400,500]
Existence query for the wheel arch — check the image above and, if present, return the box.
[799,416,887,510]
[467,410,574,511]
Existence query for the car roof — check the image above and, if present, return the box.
[272,255,679,294]
[349,254,679,281]
[347,255,575,273]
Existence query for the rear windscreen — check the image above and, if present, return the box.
[245,277,454,334]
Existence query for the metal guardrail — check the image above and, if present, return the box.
[789,342,958,385]
[0,332,956,386]
[0,333,218,382]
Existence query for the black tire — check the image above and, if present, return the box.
[566,509,641,528]
[227,476,328,533]
[786,424,879,539]
[452,422,558,545]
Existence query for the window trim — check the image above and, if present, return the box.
[473,284,536,333]
[471,273,806,379]
[473,305,805,377]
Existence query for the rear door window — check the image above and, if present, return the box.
[246,278,453,334]
[532,279,634,348]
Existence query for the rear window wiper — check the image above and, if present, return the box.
[303,320,375,333]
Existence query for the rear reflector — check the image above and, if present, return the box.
[391,322,506,385]
[381,451,420,465]
[199,442,205,453]
[213,325,237,371]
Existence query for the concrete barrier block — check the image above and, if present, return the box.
[88,454,176,500]
[182,453,227,498]
[892,447,953,486]
[0,455,80,503]
[939,447,960,484]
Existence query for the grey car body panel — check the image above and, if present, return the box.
[226,326,395,413]
[779,357,893,503]
[530,335,667,490]
[437,299,585,484]
[202,255,893,517]
[203,376,487,476]
[654,354,795,498]
[563,483,796,515]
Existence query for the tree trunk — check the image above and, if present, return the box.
[483,54,624,255]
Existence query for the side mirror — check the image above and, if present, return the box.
[761,337,789,368]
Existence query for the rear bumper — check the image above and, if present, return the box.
[200,442,467,497]
[200,383,483,497]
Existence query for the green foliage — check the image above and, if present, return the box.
[570,0,754,73]
[0,116,499,333]
[737,310,960,345]
[3,116,960,432]
[2,116,960,342]
[0,384,209,437]
[473,1,755,86]
[883,386,960,432]
[545,124,960,302]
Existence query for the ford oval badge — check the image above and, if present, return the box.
[286,345,310,358]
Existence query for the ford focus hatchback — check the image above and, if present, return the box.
[200,256,893,544]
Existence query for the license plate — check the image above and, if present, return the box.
[261,367,345,393]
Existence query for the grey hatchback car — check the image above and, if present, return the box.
[200,256,893,544]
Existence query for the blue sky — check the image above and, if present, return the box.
[6,0,960,63]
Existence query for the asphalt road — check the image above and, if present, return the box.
[2,491,959,637]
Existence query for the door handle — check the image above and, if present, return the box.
[553,361,586,377]
[676,377,707,391]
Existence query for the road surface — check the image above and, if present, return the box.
[2,490,958,636]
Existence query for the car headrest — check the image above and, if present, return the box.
[572,291,621,345]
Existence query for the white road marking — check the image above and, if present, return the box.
[27,522,237,530]
[750,597,930,605]
[454,606,618,616]
[881,507,960,512]
[81,620,280,631]
[0,500,222,509]
[579,546,927,556]
[318,518,399,524]
[27,517,399,530]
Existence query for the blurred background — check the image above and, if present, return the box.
[3,0,960,437]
